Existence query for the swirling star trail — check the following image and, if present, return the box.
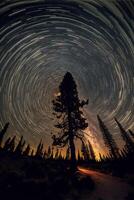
[0,0,134,155]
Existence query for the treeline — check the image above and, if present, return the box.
[0,115,134,164]
[0,122,96,161]
[0,123,61,159]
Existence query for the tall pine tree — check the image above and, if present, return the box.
[52,72,88,171]
[115,118,134,153]
[97,115,119,159]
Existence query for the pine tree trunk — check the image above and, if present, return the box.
[68,111,77,172]
[69,135,77,171]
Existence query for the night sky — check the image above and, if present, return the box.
[0,0,134,156]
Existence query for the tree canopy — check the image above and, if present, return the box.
[52,72,88,170]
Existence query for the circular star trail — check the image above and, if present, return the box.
[0,0,134,153]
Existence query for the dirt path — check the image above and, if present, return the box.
[78,167,133,200]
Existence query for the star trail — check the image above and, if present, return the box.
[0,0,134,154]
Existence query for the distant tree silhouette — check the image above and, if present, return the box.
[97,115,119,159]
[88,140,96,161]
[7,136,16,152]
[44,150,47,159]
[65,146,70,160]
[15,136,25,155]
[47,146,51,158]
[31,149,34,156]
[0,122,9,147]
[52,72,88,171]
[35,140,44,158]
[81,141,90,161]
[99,153,103,162]
[59,150,63,160]
[3,137,11,151]
[50,147,54,159]
[23,144,31,156]
[115,118,134,154]
[54,148,59,159]
[120,148,127,160]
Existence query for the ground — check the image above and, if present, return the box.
[0,154,95,200]
[78,167,134,200]
[0,153,134,200]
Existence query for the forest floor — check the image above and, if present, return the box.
[0,153,134,200]
[0,154,95,200]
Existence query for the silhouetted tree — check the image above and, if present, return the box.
[88,140,96,161]
[54,148,59,159]
[43,150,47,159]
[0,122,9,147]
[59,150,63,160]
[47,146,51,158]
[115,118,134,154]
[50,147,54,159]
[35,140,44,158]
[15,136,25,155]
[97,115,119,159]
[81,141,90,161]
[120,148,127,160]
[99,153,103,162]
[3,137,11,151]
[65,146,70,160]
[23,144,31,156]
[7,136,16,152]
[52,72,88,171]
[31,149,34,156]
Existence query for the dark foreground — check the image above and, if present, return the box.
[0,154,95,200]
[0,152,134,200]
